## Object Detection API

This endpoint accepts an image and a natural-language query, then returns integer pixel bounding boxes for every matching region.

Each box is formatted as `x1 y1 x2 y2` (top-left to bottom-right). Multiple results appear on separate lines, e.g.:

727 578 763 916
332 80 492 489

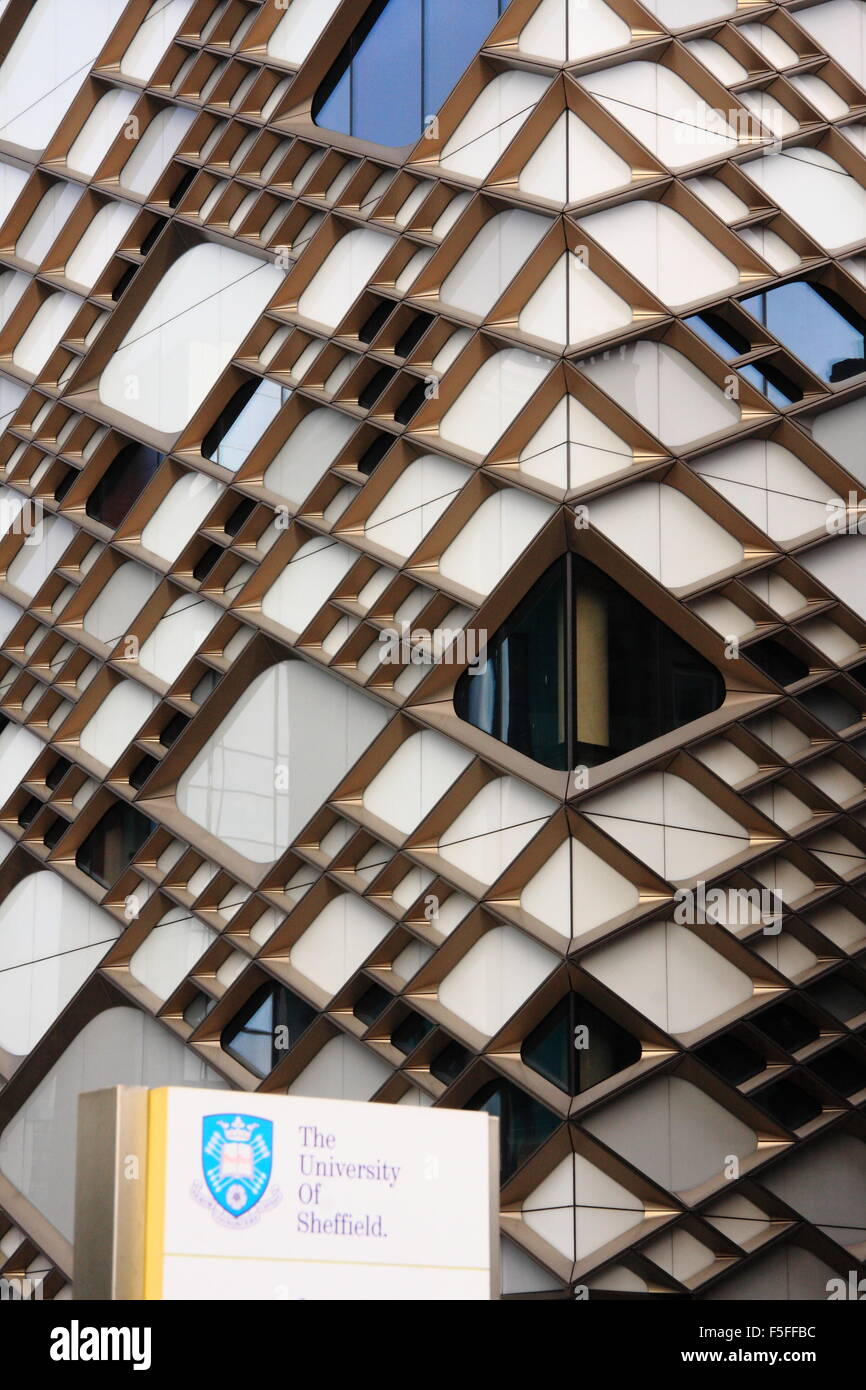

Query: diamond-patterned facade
0 0 864 1301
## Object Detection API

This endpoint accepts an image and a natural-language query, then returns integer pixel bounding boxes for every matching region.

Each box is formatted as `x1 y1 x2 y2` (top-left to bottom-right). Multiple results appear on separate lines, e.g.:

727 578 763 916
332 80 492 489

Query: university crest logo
192 1113 281 1227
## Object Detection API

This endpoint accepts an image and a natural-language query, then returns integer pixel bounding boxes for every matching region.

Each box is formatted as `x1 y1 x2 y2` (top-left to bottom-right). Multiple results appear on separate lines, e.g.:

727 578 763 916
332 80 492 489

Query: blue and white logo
201 1114 273 1219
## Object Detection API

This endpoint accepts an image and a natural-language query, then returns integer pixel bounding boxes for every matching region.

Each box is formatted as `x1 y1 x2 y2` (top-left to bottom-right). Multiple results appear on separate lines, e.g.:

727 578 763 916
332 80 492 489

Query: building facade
0 0 864 1300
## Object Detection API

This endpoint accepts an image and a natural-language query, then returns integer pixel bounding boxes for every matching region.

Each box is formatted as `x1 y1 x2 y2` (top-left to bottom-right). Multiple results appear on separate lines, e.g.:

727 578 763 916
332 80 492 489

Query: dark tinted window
805 976 866 1023
753 1002 819 1053
358 433 392 475
430 1039 471 1085
129 754 158 790
394 380 426 424
221 982 316 1077
18 796 40 828
798 687 859 732
522 994 641 1096
54 467 77 502
391 1011 434 1054
359 366 395 409
111 263 137 301
696 1032 764 1085
745 638 809 686
75 802 155 887
808 1044 866 1096
86 442 163 528
466 1078 559 1180
359 300 393 343
193 543 222 580
43 817 67 850
224 497 255 537
354 983 392 1025
455 554 724 770
756 1078 822 1129
160 712 189 747
46 757 70 790
395 312 433 358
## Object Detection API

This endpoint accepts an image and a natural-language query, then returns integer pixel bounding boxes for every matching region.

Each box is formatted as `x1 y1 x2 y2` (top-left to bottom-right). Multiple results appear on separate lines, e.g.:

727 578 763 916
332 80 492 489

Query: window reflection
221 981 316 1078
738 360 802 407
522 994 641 1096
314 0 507 146
685 311 750 360
75 801 155 888
391 1010 434 1054
202 378 291 472
455 554 724 770
430 1038 471 1085
466 1078 558 1180
86 441 164 528
742 280 866 384
354 982 391 1025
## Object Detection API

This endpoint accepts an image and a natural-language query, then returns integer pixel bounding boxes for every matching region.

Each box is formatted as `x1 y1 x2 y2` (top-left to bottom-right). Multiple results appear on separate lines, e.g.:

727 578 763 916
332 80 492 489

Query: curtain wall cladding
0 0 865 1302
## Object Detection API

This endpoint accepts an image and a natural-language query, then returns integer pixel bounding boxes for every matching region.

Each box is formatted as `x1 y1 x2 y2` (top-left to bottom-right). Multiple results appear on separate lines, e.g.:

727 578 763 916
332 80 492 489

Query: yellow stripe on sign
143 1088 169 1300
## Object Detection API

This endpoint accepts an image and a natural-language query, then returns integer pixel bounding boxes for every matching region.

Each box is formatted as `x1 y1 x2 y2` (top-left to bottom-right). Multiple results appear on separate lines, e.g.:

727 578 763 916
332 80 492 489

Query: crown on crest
218 1115 257 1143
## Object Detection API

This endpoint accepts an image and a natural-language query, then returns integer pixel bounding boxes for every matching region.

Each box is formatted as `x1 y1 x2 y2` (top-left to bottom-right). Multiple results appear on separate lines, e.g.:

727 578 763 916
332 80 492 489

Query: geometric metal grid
0 0 865 1300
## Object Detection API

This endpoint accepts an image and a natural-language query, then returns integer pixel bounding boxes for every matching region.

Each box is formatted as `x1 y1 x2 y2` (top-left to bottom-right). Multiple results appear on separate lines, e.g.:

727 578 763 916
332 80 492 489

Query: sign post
75 1087 499 1300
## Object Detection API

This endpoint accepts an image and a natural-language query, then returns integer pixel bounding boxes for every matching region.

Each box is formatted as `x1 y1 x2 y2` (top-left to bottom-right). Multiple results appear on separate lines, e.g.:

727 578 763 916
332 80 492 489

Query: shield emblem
202 1113 273 1218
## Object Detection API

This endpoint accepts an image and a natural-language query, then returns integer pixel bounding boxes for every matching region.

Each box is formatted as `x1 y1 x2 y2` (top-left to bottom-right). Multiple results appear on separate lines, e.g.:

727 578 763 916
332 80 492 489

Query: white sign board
142 1088 498 1300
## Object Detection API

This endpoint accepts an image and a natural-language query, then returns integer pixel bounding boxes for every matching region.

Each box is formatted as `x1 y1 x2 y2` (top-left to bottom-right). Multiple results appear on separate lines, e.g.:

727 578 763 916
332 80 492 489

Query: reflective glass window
455 554 724 771
354 982 391 1025
757 1077 822 1129
696 1032 764 1085
391 1011 434 1054
808 1043 866 1097
86 441 164 528
742 280 866 384
221 982 316 1078
738 360 802 407
752 1002 819 1052
466 1078 558 1180
75 802 155 888
744 637 809 686
685 311 749 360
314 0 506 146
185 991 214 1028
430 1038 471 1085
423 0 503 111
202 378 290 472
521 994 641 1096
